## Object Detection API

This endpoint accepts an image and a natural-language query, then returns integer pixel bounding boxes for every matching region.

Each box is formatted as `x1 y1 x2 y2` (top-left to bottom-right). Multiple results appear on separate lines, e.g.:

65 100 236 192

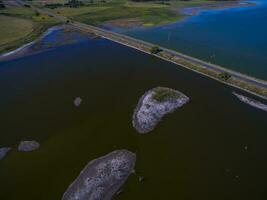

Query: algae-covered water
0 30 267 200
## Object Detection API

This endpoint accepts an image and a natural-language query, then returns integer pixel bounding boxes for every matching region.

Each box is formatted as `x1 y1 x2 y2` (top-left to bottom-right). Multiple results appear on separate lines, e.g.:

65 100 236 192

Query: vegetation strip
71 22 267 100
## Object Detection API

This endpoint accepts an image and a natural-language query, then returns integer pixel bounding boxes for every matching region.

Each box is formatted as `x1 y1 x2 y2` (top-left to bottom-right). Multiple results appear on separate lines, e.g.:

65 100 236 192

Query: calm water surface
0 30 267 200
118 0 267 80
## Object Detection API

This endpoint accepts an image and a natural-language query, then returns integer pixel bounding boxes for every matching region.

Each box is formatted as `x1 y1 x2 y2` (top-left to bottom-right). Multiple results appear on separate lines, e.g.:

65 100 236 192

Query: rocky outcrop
74 97 82 107
18 141 40 152
62 150 136 200
233 92 267 112
0 147 11 160
133 87 189 134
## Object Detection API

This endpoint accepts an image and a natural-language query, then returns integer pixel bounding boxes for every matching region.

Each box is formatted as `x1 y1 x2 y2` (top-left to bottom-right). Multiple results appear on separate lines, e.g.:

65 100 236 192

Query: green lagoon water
0 30 267 200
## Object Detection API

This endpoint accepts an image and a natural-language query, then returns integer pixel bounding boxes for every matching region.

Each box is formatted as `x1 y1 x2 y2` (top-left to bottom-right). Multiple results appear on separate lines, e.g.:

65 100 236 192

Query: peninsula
233 92 267 112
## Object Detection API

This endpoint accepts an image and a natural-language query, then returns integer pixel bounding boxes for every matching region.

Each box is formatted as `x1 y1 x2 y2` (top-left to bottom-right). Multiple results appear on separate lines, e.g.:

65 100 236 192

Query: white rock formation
0 147 11 160
74 97 82 107
62 150 136 200
18 141 40 152
133 87 189 133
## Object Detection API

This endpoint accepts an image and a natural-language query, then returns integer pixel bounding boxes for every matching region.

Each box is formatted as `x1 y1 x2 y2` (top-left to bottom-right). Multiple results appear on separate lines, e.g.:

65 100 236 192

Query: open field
54 6 110 17
0 1 60 53
35 0 233 27
72 4 181 27
0 15 34 45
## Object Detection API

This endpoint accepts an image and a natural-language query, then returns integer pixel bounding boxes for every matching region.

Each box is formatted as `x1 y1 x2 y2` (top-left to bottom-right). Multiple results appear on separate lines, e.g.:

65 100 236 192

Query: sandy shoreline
180 1 255 16
0 26 63 62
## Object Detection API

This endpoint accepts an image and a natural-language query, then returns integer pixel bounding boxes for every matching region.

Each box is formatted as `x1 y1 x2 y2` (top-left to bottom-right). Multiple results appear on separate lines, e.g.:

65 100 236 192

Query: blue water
119 0 267 80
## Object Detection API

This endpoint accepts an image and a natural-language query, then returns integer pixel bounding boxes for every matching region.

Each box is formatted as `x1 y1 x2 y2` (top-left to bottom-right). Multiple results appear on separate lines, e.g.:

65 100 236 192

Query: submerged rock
62 150 136 200
233 92 267 112
133 87 189 134
18 141 40 152
0 147 11 160
74 97 82 107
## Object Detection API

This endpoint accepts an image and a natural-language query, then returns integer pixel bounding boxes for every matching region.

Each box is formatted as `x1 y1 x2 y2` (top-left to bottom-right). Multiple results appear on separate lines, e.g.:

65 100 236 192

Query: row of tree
66 0 84 8
0 0 5 9
45 0 86 9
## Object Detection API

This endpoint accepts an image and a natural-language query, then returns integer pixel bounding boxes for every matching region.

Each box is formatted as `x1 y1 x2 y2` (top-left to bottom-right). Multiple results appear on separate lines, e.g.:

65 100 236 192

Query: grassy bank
0 15 34 45
36 0 231 27
0 4 60 54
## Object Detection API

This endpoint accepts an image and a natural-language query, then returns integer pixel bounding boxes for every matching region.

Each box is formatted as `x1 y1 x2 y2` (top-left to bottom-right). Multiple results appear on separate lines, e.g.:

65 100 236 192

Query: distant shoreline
103 0 255 29
0 0 254 57
180 1 255 16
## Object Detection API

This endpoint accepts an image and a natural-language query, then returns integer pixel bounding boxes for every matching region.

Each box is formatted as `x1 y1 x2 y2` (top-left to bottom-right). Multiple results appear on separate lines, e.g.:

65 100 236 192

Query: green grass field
0 15 34 46
46 0 221 27
0 3 60 53
58 1 180 27
72 5 179 26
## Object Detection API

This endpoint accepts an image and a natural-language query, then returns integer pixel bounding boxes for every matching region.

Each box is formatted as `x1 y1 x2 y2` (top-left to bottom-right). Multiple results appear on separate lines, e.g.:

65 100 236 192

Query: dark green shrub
44 3 63 9
150 46 162 54
152 87 179 102
218 72 231 81
0 0 5 9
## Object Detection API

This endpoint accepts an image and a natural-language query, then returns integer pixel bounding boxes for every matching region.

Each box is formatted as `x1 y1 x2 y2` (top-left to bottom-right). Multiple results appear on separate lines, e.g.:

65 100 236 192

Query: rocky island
74 97 83 107
62 150 136 200
18 141 40 152
233 92 267 112
0 147 11 160
133 87 189 134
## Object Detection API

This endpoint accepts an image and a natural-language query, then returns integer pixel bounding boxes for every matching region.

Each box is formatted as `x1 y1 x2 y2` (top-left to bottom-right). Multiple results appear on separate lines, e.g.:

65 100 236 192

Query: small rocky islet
0 147 12 160
62 150 136 200
133 87 190 134
18 140 40 152
74 97 83 107
0 140 40 160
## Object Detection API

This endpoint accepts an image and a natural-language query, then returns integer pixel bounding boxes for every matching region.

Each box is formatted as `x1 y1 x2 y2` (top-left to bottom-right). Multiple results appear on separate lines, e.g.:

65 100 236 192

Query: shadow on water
0 29 266 200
